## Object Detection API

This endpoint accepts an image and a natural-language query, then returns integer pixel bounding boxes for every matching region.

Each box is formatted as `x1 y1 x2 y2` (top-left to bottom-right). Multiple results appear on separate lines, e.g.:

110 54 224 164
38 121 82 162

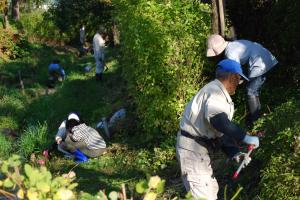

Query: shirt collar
214 79 233 104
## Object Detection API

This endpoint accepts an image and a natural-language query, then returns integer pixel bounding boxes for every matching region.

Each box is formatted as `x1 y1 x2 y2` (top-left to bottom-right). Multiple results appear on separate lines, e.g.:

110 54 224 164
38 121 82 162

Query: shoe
96 73 102 81
73 149 88 163
247 95 261 128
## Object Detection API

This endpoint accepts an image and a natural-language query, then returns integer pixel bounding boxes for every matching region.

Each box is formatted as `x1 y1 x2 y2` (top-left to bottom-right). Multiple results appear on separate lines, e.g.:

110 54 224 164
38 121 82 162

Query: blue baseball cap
216 59 249 81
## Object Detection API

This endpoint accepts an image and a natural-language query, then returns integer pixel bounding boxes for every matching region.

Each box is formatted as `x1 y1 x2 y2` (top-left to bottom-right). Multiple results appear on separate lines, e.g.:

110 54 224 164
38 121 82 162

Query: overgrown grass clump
18 122 49 158
0 134 13 159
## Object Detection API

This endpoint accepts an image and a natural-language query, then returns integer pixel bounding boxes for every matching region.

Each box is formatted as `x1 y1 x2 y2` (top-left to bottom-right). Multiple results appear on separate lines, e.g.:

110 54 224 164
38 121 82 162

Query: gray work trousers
176 145 219 200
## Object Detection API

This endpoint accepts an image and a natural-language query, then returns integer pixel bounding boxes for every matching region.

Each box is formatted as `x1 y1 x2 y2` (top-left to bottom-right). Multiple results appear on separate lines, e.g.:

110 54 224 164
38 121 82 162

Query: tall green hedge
113 0 211 140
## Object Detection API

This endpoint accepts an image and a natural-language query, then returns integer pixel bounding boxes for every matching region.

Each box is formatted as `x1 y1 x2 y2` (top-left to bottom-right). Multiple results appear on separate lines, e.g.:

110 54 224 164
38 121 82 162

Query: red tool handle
232 145 254 180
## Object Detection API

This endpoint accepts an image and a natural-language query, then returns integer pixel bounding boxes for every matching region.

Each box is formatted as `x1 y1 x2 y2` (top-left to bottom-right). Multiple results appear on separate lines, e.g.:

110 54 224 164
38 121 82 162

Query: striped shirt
71 123 106 149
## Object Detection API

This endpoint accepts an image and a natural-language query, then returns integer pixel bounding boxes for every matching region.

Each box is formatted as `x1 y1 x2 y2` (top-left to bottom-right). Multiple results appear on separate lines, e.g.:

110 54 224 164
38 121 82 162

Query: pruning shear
232 145 254 180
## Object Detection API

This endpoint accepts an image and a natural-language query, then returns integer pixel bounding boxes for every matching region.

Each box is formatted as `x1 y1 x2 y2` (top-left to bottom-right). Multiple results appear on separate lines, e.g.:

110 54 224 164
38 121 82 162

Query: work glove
55 136 62 144
242 134 259 149
232 152 252 167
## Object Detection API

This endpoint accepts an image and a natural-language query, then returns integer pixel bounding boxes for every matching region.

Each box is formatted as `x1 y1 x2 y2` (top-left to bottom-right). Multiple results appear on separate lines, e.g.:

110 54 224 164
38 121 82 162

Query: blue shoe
73 149 88 163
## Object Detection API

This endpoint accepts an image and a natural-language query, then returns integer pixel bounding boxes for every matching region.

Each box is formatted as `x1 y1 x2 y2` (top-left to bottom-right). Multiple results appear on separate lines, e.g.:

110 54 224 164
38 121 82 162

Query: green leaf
136 180 148 194
108 191 118 200
37 181 50 193
1 163 9 173
148 176 161 189
156 180 165 194
24 164 33 177
3 178 14 188
144 192 157 200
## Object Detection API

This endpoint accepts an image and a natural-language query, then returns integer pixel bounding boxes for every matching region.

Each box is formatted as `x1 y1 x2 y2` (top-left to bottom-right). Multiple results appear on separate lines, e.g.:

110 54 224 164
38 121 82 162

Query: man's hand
56 137 62 144
243 135 259 149
232 152 251 167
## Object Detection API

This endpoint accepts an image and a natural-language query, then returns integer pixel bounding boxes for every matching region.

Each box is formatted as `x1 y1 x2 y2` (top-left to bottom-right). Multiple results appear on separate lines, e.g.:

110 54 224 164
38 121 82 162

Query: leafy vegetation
48 0 113 42
0 0 299 199
113 0 211 141
0 155 167 200
253 100 300 199
19 11 64 43
18 122 49 158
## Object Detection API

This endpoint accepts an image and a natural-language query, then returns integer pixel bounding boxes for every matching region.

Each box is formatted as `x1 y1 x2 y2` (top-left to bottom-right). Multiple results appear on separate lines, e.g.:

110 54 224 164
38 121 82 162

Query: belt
180 130 217 149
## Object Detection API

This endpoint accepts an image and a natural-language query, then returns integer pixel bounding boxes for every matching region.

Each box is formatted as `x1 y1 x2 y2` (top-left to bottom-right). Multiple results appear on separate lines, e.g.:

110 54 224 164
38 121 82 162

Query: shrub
19 10 65 42
0 27 17 60
113 0 211 140
18 122 49 158
252 100 300 199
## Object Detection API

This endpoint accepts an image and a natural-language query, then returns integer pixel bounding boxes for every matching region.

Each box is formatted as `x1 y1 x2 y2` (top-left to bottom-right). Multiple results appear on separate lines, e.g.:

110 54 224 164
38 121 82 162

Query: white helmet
206 34 228 57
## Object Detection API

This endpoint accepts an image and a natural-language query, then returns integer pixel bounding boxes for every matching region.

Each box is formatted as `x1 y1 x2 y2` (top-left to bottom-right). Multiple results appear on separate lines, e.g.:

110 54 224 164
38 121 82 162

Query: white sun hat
68 113 80 122
206 34 228 57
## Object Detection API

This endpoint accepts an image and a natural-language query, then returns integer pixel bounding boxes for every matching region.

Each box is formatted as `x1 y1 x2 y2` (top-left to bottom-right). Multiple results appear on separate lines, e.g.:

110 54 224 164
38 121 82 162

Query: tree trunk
11 0 20 21
112 23 120 47
211 0 220 34
3 7 9 29
218 0 225 37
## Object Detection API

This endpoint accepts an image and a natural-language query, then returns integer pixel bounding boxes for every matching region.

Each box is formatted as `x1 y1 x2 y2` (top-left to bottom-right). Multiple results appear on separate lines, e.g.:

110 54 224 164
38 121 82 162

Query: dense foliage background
113 0 211 142
0 0 299 199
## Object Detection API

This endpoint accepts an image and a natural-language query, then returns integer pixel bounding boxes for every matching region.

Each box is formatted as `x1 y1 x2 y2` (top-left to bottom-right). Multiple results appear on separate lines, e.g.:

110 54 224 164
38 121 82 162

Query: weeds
18 122 49 158
0 134 13 159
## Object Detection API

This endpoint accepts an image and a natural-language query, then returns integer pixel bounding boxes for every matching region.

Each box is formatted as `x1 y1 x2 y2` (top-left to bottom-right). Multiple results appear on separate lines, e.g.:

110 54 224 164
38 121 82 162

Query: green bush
0 27 17 60
19 10 65 42
18 122 49 158
253 100 300 199
113 0 210 140
0 134 13 159
48 0 113 43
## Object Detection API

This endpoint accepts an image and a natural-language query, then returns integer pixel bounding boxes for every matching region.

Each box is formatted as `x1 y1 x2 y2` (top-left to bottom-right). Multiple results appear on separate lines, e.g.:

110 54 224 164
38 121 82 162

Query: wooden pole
211 0 220 34
18 70 24 94
218 0 225 37
121 184 127 200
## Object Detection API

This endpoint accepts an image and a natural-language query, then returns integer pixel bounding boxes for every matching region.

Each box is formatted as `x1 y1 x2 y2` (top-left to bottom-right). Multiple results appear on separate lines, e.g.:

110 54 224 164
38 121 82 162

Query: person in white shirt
177 59 259 200
93 28 106 81
206 34 278 126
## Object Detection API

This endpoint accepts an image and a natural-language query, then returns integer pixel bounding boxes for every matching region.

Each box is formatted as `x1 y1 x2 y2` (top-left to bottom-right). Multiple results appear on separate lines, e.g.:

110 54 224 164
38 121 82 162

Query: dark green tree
49 0 113 43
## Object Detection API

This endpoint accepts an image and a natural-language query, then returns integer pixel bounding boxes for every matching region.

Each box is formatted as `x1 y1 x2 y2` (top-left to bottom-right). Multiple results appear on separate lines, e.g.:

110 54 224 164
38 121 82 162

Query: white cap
68 113 80 122
206 34 228 57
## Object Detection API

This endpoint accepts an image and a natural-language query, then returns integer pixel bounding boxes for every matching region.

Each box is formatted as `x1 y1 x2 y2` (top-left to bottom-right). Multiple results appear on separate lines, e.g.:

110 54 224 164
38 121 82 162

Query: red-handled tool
232 145 254 180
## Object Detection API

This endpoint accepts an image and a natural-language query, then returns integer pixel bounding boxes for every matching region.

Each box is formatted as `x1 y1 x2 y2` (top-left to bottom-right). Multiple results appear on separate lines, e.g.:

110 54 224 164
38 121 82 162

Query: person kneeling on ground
48 59 66 88
55 113 106 158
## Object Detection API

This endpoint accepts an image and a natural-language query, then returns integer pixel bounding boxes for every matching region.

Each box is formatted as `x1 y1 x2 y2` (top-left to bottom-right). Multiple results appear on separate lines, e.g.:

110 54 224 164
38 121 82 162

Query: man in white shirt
93 28 106 81
177 59 259 200
206 34 278 126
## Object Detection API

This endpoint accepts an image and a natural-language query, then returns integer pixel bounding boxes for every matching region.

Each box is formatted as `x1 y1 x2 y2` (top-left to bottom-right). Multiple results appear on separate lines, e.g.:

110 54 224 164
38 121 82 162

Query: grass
18 122 49 158
0 44 180 198
0 133 13 159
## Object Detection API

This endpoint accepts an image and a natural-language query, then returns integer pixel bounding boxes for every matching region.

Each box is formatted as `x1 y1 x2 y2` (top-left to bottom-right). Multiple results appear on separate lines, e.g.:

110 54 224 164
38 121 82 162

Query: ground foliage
0 0 299 199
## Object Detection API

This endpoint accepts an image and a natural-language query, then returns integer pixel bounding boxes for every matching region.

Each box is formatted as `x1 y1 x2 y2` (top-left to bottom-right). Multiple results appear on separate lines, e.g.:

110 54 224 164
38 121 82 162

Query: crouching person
176 59 260 200
55 113 106 158
48 60 66 88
